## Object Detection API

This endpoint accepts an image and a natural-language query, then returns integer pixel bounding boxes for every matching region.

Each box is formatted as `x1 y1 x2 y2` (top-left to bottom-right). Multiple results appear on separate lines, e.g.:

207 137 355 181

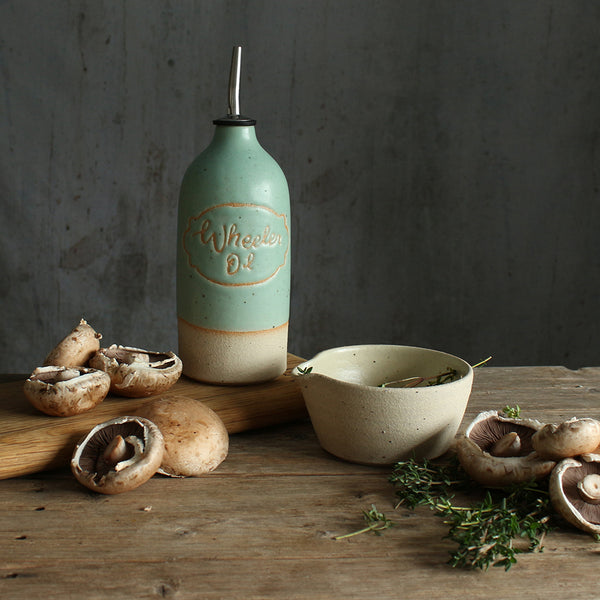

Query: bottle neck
210 124 259 148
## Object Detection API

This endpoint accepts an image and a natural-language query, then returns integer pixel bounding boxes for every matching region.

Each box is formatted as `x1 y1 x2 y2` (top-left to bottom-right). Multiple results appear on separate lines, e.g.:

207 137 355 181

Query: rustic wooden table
1 366 600 599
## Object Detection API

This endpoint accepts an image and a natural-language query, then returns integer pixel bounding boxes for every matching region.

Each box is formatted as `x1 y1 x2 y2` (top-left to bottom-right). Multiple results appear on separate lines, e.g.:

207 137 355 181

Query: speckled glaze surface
177 125 290 384
177 318 288 384
293 344 473 465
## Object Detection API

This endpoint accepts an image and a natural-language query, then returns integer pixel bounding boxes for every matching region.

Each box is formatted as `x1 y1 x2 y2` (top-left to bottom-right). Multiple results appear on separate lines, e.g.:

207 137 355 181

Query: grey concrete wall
1 1 599 372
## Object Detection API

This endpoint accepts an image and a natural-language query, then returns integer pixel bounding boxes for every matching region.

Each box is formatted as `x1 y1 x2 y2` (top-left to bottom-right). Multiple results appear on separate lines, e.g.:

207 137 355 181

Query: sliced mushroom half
71 416 165 494
550 455 600 535
23 366 111 417
89 344 183 397
532 417 600 460
456 410 556 487
43 319 102 367
137 395 229 477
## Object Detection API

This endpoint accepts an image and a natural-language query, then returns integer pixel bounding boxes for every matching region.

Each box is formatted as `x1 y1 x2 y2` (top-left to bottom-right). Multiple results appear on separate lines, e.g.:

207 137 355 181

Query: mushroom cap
137 395 229 477
549 456 600 535
456 410 556 487
43 319 102 367
532 417 600 460
71 416 165 494
23 366 111 417
89 345 183 398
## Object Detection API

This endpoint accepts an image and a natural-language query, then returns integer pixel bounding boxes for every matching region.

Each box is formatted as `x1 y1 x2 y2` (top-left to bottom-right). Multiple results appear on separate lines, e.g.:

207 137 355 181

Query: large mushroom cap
23 366 110 417
137 395 229 477
532 417 600 460
89 345 183 398
43 319 102 367
456 410 556 488
550 456 600 535
71 416 165 494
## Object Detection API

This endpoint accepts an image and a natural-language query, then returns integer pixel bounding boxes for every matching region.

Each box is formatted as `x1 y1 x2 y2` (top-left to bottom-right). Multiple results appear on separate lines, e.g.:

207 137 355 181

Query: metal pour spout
228 46 242 117
213 46 255 126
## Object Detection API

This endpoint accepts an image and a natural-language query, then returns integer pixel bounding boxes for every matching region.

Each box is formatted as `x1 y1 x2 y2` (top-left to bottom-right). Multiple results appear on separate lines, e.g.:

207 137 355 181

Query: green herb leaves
296 366 313 375
502 404 521 419
335 456 553 571
379 356 492 388
333 505 395 540
390 458 552 571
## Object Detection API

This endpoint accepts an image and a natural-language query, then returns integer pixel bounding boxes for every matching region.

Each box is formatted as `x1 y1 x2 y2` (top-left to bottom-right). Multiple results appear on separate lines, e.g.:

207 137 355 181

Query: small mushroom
137 395 229 477
43 319 102 367
455 410 556 487
71 416 165 494
532 417 600 460
549 455 600 535
89 344 183 397
23 366 111 417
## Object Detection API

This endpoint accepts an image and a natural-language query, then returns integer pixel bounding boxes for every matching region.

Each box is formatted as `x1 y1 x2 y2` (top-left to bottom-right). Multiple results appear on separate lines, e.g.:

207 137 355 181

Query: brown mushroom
455 410 556 487
137 395 229 477
23 366 111 417
532 417 600 460
549 455 600 535
43 319 102 367
89 345 183 397
71 416 165 494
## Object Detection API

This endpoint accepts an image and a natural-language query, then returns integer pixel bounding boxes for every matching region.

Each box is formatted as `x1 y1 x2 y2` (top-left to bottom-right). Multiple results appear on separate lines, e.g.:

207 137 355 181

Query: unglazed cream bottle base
178 318 288 384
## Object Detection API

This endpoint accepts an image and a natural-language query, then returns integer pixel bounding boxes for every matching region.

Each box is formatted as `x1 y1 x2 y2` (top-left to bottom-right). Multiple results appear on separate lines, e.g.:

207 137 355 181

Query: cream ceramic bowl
292 344 473 465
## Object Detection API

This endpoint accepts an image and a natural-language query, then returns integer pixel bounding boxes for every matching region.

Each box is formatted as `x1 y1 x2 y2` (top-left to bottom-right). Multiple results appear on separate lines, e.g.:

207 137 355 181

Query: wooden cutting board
0 354 307 480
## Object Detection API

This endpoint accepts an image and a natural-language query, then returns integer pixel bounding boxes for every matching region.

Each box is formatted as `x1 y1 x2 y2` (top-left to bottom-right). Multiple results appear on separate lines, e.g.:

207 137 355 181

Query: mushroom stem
102 435 128 466
490 432 522 457
577 474 600 505
114 436 145 472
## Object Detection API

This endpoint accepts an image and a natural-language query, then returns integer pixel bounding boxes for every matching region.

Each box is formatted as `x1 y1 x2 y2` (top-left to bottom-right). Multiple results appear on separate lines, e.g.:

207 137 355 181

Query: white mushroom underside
551 459 600 533
456 436 556 487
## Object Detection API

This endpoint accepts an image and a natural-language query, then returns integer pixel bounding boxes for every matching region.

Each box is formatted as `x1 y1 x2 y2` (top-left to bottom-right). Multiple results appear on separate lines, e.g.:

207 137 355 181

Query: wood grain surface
2 366 600 599
0 354 306 480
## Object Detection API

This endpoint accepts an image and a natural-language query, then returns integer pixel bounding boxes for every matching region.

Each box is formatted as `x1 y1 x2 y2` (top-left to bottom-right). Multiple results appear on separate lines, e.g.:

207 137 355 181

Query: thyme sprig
380 356 492 388
334 404 553 570
389 457 553 571
502 404 521 418
333 504 395 539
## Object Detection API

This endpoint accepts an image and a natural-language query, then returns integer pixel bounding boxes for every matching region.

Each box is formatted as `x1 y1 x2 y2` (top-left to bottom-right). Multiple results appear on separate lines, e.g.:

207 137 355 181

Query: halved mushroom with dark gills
456 410 557 488
23 366 111 417
43 319 102 367
137 395 229 477
550 456 600 535
532 418 600 460
89 345 183 397
71 416 165 494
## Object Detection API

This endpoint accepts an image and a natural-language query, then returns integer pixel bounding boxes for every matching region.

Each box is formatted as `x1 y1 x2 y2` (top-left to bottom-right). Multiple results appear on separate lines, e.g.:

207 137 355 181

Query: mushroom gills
77 420 150 482
89 345 183 397
469 418 536 457
71 416 164 494
577 474 600 505
560 461 600 524
456 410 555 488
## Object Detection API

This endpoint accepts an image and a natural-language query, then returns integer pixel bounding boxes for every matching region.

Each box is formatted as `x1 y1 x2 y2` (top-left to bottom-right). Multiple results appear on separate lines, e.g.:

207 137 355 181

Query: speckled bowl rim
292 343 473 390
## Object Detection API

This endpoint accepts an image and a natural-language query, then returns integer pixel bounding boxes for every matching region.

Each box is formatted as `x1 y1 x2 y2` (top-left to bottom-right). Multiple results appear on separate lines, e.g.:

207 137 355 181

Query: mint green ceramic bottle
176 47 290 384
